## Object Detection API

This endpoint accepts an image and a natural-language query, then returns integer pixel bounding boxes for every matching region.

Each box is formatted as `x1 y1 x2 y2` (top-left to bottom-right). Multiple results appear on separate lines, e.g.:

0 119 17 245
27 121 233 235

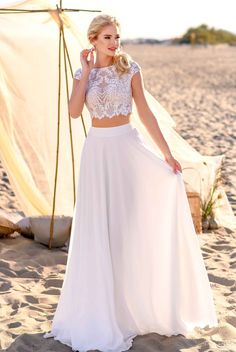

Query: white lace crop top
73 60 141 119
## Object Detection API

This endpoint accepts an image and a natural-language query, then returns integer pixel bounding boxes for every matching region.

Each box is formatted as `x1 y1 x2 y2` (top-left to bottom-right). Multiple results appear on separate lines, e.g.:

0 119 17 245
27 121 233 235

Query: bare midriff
92 113 132 127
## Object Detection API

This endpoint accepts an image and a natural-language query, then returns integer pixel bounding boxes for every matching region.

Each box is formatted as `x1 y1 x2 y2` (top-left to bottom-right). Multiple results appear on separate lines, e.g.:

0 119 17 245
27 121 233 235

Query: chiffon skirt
43 122 218 352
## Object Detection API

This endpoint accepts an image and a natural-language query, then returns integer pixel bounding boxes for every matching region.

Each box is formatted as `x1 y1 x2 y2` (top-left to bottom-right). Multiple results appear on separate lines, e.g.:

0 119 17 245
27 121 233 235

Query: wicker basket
187 191 202 234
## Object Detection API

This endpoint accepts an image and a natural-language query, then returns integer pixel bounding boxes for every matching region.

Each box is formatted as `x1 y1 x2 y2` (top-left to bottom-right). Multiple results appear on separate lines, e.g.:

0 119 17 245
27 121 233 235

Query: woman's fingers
170 159 182 174
80 49 90 58
175 160 182 173
81 48 94 55
80 49 95 63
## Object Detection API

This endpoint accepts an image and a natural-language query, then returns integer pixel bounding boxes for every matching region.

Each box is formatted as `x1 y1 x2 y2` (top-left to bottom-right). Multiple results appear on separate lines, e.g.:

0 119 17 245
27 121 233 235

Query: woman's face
93 24 121 57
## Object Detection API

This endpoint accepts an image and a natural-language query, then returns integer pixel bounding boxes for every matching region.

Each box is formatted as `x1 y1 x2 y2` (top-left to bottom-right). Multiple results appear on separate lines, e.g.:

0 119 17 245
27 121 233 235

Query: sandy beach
1 44 236 351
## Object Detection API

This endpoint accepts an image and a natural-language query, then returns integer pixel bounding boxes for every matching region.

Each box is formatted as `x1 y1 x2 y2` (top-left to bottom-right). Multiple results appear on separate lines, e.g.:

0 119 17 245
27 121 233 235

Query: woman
44 14 218 352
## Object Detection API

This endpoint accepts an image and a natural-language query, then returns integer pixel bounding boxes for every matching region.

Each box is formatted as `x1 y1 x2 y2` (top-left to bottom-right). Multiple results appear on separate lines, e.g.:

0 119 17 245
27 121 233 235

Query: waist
91 113 131 127
88 122 135 137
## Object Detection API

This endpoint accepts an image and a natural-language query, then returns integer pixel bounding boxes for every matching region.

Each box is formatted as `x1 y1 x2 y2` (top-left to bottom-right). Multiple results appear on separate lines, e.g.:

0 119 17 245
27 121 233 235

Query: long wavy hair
87 14 132 75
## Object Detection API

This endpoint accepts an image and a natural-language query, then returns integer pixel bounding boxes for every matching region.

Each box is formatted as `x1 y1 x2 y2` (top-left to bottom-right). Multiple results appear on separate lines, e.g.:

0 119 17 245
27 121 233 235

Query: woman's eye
104 37 120 39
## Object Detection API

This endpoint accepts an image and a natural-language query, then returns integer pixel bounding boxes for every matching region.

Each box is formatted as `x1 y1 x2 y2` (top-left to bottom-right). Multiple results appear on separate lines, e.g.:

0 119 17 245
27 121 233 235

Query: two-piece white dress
43 60 218 351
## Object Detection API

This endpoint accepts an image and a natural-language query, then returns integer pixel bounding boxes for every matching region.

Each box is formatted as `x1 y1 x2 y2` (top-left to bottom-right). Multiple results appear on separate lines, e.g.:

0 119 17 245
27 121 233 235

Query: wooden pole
49 5 63 249
62 27 76 206
0 8 101 14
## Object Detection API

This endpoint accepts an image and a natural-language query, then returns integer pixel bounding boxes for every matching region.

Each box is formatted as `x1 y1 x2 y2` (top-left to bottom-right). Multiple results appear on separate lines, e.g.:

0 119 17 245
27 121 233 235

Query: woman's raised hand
80 48 95 73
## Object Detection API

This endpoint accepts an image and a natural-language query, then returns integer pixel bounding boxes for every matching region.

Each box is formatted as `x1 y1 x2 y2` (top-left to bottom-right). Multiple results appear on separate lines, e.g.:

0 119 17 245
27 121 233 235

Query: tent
0 0 235 233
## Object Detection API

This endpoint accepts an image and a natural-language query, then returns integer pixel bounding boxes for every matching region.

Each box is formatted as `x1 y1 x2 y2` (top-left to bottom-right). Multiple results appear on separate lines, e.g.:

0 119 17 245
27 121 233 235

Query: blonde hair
87 14 132 76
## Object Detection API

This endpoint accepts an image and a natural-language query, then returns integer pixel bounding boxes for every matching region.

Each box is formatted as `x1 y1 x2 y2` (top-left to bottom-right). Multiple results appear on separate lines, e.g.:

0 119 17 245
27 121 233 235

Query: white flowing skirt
44 122 218 352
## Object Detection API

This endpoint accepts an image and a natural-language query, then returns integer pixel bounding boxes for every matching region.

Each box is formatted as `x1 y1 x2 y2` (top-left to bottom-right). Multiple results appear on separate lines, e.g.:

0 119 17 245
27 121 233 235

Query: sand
0 44 236 351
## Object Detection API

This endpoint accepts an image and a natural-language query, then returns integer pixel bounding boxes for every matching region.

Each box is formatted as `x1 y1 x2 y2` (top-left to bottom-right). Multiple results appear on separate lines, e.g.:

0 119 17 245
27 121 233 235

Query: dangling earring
89 44 95 52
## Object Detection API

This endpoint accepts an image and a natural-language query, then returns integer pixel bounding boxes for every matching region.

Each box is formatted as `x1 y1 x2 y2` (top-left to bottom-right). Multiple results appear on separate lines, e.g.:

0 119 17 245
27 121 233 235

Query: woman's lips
108 48 116 51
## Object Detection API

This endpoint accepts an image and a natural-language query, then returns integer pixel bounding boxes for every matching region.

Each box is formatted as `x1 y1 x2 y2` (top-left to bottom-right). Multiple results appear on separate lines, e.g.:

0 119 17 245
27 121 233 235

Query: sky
0 0 235 40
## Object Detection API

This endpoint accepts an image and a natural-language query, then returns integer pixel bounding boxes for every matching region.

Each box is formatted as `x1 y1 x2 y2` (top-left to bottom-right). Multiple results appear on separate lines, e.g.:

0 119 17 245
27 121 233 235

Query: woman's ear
90 39 97 49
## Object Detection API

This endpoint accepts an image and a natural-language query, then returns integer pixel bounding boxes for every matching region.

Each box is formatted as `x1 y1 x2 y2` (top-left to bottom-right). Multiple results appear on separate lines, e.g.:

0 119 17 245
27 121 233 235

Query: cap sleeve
130 60 141 77
74 67 82 80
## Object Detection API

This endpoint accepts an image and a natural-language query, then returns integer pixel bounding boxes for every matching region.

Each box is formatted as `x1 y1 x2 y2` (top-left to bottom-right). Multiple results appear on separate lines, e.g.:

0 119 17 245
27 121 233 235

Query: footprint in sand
208 274 235 287
10 309 18 317
0 281 12 292
44 279 62 289
24 295 39 304
202 247 216 254
211 245 235 251
41 288 61 295
8 322 22 329
215 240 232 245
29 306 42 314
230 263 236 270
230 251 236 259
12 302 20 310
17 269 41 279
0 260 11 269
0 267 17 277
225 316 236 328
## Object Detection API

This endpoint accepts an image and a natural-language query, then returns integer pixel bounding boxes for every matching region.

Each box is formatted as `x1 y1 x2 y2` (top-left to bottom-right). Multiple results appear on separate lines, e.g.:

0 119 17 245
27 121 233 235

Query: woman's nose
114 39 119 47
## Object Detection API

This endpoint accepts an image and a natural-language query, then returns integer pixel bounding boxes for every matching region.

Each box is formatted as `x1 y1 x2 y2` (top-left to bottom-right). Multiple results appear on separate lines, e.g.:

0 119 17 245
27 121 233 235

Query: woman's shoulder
128 59 141 76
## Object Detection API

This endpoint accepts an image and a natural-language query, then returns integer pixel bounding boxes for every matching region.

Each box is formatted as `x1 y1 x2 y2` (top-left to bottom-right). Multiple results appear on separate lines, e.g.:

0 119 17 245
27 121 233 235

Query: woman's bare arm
131 71 173 158
69 71 89 118
131 70 182 173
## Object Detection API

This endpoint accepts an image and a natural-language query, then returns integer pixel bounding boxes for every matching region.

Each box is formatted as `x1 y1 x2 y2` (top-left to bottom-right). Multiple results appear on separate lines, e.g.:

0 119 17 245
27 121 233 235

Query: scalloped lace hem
91 111 132 120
